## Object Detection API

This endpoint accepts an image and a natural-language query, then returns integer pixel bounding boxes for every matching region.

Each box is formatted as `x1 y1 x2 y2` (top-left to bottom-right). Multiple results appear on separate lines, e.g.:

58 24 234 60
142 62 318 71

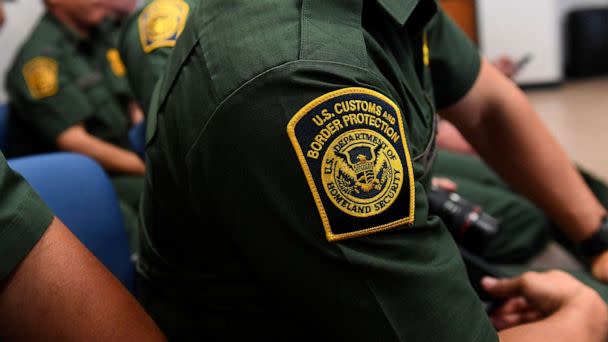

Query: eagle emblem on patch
138 0 190 53
22 57 59 100
287 87 415 242
106 48 127 77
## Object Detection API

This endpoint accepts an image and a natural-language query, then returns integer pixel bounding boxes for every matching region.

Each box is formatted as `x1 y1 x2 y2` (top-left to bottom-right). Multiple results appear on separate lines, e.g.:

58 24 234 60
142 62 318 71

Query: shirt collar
44 12 89 44
376 0 419 26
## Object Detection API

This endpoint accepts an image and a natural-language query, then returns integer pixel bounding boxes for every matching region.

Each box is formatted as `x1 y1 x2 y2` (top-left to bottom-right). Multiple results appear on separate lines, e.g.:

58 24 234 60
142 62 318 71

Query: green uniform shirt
0 153 53 282
140 0 496 340
119 0 195 113
5 13 133 157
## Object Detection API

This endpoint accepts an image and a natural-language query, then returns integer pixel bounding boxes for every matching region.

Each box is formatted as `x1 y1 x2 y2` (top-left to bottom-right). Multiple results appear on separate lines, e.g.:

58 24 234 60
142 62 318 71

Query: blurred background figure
3 0 144 255
119 0 195 114
0 5 164 341
0 0 5 27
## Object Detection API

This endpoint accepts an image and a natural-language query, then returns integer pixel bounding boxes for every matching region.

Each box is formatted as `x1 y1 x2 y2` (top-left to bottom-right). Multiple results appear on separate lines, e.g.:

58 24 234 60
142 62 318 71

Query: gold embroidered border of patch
138 0 190 53
287 87 416 242
22 57 59 100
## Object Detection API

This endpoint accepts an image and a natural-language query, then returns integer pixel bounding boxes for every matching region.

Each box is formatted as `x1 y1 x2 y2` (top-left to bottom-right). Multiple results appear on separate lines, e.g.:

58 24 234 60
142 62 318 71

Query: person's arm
440 59 608 278
57 125 145 175
483 271 608 342
0 217 165 341
436 118 476 154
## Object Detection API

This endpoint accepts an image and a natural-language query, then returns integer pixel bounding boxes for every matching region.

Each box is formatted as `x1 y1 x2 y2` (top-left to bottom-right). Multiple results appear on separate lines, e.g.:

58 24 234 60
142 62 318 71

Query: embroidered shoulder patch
138 0 190 53
287 88 415 242
22 57 59 100
106 48 126 77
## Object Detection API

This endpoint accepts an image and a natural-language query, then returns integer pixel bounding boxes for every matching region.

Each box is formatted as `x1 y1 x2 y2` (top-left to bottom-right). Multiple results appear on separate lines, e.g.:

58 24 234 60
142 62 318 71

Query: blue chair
129 121 146 159
0 104 8 150
8 153 135 290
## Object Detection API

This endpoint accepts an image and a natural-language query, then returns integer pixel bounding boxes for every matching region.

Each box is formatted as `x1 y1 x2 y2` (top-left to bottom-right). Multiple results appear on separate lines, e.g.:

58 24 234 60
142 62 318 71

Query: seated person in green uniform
432 59 608 275
138 0 608 340
118 0 196 114
4 0 145 252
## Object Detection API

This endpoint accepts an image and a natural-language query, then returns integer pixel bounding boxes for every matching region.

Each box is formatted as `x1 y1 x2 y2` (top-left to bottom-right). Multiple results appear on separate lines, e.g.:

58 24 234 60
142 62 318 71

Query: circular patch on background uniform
287 87 415 242
322 129 403 217
138 0 190 53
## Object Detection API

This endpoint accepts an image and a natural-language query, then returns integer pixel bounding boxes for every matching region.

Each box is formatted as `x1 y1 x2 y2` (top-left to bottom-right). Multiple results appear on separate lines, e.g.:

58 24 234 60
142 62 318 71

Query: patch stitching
287 87 415 242
138 0 190 54
22 57 59 100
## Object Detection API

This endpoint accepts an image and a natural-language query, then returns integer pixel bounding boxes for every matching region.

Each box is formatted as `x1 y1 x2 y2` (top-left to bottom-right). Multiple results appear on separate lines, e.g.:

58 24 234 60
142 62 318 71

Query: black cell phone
458 247 508 313
513 54 533 75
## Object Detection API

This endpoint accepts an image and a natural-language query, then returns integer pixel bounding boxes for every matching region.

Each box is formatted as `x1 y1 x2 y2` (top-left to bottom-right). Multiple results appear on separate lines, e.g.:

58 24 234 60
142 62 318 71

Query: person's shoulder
8 14 69 71
185 0 369 102
6 16 63 94
133 0 193 54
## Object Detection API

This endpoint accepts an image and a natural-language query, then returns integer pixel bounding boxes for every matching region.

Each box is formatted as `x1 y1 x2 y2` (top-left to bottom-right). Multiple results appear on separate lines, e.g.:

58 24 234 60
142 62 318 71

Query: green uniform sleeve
118 6 186 113
427 10 481 109
180 61 497 341
0 153 54 282
7 60 95 143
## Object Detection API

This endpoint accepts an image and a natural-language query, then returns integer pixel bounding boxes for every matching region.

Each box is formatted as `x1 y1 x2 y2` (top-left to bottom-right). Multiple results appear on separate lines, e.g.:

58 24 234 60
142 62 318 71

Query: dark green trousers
111 175 144 255
434 150 608 302
433 150 608 264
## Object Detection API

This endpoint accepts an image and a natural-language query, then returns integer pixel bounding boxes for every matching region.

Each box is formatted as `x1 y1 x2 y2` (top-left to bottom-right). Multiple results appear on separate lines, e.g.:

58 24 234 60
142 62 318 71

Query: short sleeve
118 3 188 113
7 57 95 143
180 61 498 341
427 9 481 109
0 153 53 282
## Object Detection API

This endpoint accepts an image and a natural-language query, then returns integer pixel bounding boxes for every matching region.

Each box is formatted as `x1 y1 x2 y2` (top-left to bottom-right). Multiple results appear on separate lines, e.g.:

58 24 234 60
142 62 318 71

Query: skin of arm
440 58 608 279
57 125 145 175
484 271 608 342
436 118 476 155
0 217 165 341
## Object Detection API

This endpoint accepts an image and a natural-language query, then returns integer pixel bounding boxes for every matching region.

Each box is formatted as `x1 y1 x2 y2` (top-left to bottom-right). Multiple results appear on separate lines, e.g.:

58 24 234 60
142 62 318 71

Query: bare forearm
57 126 145 175
74 138 144 175
447 60 605 242
0 218 165 341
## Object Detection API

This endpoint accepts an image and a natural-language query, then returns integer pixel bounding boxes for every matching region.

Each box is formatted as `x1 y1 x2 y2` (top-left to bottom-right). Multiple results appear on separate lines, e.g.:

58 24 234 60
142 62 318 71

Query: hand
591 250 608 283
128 101 145 125
482 271 606 331
492 56 517 79
431 177 457 192
0 0 5 27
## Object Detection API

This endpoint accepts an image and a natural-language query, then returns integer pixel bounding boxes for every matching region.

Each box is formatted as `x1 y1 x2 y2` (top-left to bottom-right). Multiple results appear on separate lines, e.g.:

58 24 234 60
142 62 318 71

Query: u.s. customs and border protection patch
287 87 415 242
22 57 58 100
106 48 127 77
138 0 190 53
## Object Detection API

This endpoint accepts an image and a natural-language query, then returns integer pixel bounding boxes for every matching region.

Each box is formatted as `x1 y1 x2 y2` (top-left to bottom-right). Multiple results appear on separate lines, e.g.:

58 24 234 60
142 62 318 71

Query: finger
491 309 544 331
482 276 524 299
521 310 543 323
493 297 530 315
491 313 526 330
591 257 608 284
431 177 458 192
